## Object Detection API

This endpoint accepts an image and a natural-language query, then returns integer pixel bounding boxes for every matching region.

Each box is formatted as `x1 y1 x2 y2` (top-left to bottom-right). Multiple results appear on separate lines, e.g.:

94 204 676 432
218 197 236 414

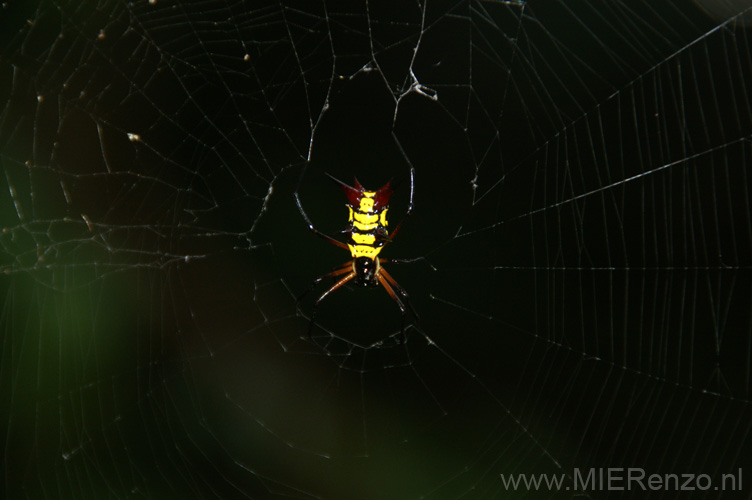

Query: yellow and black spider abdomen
342 180 393 261
346 203 389 259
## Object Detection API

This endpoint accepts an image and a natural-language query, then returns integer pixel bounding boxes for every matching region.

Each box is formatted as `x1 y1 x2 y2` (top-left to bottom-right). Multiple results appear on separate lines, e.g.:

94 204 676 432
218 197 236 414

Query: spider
295 169 418 343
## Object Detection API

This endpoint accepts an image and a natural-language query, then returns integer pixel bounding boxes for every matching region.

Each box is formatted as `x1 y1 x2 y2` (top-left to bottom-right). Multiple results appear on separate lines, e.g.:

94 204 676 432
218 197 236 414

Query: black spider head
354 257 379 286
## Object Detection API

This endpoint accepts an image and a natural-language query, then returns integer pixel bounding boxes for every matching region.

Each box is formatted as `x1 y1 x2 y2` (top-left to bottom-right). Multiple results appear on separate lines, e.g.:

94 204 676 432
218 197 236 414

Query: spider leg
377 273 409 344
307 271 356 340
297 262 353 307
387 166 414 241
379 266 419 323
294 191 350 250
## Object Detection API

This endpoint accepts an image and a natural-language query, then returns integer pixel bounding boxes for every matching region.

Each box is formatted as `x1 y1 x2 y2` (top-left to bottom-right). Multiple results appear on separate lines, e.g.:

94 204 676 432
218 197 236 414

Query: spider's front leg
294 192 350 250
296 262 352 307
377 272 410 344
303 267 356 340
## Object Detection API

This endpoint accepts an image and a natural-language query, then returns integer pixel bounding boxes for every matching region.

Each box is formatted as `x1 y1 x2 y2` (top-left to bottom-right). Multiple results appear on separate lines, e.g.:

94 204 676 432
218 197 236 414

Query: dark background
1 0 751 498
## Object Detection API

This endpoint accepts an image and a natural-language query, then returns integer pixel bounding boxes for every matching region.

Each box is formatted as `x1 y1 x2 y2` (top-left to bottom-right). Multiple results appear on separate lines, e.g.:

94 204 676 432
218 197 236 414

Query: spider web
1 0 751 498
